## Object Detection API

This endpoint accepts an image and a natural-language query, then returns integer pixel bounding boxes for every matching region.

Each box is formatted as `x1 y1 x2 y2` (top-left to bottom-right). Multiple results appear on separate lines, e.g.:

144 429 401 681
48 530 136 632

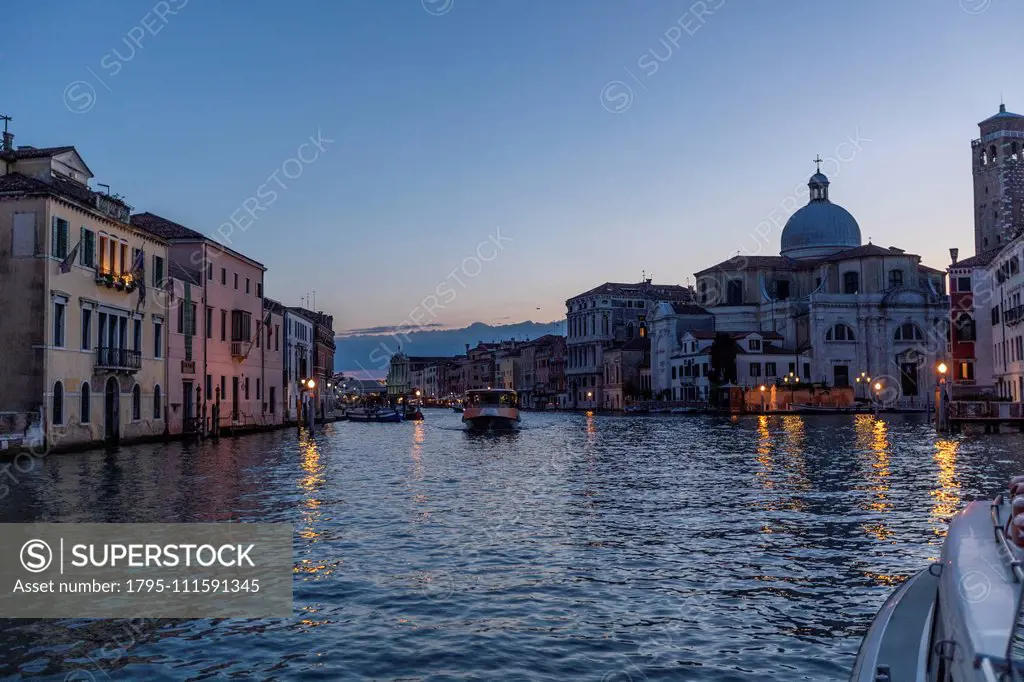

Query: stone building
602 337 649 410
694 166 948 403
565 279 694 409
648 301 715 399
284 307 314 419
971 104 1024 255
0 138 170 449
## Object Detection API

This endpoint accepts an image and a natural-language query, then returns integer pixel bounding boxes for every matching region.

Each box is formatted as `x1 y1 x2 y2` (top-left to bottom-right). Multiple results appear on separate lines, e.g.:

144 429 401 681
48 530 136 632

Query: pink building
132 212 278 432
165 261 206 434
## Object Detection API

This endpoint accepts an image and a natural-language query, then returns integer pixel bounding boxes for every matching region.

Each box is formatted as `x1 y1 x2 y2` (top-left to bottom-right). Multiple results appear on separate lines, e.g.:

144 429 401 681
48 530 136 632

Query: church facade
684 166 949 403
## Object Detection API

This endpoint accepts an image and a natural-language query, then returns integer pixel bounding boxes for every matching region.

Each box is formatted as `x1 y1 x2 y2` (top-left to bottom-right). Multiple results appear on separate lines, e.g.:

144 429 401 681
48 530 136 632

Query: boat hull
462 406 520 430
347 409 402 423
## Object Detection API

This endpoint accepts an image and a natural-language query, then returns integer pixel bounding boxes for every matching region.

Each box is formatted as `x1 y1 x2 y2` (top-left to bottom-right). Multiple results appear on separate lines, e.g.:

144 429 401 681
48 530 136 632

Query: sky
3 0 1022 334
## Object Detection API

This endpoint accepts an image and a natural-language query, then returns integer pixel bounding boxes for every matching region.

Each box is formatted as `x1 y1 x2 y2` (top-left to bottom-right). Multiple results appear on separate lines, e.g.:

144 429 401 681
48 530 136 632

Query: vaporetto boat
850 476 1024 680
462 389 520 430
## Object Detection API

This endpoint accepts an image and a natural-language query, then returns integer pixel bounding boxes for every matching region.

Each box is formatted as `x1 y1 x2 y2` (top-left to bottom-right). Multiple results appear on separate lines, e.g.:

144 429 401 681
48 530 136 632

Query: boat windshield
466 391 517 407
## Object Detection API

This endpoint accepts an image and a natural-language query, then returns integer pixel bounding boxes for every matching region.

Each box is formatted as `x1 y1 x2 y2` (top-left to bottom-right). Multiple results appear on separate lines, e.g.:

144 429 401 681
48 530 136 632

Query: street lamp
759 384 766 412
307 379 316 389
937 362 948 380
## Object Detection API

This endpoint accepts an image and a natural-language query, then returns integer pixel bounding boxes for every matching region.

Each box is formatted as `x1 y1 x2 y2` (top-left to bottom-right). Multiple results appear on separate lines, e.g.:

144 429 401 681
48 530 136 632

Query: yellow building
0 135 169 449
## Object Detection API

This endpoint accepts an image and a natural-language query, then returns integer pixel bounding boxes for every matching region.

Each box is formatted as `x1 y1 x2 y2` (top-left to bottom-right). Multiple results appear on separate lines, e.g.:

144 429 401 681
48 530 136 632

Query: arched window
894 322 924 341
991 144 998 161
132 384 141 421
52 381 64 425
80 381 91 424
982 150 989 166
825 324 856 342
626 323 635 339
153 384 162 419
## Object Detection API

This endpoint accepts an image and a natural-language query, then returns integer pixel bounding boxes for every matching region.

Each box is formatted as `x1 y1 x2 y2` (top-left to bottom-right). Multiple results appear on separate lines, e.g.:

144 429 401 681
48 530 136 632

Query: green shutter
51 217 58 257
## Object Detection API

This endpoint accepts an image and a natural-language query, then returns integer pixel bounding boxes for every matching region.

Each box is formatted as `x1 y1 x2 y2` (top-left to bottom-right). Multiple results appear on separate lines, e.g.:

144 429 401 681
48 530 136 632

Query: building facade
693 168 948 404
132 212 272 431
284 308 314 420
166 261 205 435
566 279 694 409
263 298 285 422
648 301 715 399
0 140 170 448
972 104 1024 256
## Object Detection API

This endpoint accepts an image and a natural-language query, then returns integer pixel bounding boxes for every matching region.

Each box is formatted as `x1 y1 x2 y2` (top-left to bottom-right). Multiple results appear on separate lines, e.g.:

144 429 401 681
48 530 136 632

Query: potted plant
103 272 115 287
125 280 136 293
114 278 125 291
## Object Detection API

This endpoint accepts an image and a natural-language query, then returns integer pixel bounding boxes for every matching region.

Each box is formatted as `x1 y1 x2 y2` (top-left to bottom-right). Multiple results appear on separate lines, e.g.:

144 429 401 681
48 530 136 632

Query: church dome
780 167 861 259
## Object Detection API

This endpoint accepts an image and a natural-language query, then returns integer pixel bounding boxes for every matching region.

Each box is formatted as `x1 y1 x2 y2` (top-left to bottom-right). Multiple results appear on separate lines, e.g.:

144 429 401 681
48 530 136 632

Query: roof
696 255 798 275
951 250 999 269
0 172 138 227
2 145 95 178
980 104 1024 125
781 199 861 258
131 212 206 240
263 297 285 315
686 329 783 340
133 211 266 269
569 280 693 301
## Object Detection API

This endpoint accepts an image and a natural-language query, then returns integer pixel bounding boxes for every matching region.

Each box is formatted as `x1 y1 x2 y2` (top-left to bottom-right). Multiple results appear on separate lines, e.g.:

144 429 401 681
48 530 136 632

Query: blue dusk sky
2 0 1021 333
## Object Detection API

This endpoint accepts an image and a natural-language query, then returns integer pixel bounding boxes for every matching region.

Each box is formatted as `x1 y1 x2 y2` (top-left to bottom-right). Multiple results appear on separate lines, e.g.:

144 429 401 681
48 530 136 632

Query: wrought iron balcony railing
96 346 141 372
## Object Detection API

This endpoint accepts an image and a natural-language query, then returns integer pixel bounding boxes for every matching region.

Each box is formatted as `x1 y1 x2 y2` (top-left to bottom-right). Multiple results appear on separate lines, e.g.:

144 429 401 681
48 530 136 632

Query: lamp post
759 384 766 412
873 380 883 416
937 361 949 432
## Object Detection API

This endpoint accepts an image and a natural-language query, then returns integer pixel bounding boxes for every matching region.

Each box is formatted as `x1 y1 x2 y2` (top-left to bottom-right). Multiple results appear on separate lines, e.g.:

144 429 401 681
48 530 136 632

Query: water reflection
1 412 1023 681
931 438 962 534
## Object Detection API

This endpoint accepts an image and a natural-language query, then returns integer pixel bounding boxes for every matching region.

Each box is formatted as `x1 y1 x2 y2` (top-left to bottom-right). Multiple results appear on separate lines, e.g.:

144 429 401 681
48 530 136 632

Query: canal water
1 410 1022 681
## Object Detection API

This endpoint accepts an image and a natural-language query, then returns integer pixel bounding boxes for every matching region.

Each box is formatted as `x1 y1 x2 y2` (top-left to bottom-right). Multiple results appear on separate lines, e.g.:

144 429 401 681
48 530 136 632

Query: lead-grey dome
780 170 861 259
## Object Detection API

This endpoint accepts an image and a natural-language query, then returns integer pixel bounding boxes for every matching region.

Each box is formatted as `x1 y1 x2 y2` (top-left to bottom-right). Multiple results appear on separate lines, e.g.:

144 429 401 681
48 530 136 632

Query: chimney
1 131 12 153
950 248 959 265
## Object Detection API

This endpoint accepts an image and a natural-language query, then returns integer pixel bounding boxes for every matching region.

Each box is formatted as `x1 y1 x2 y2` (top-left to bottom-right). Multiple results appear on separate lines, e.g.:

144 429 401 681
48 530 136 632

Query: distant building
946 248 996 398
648 301 715 399
284 308 314 420
290 307 336 414
971 104 1024 256
263 298 286 422
566 279 694 408
166 261 204 435
602 337 650 410
674 330 788 401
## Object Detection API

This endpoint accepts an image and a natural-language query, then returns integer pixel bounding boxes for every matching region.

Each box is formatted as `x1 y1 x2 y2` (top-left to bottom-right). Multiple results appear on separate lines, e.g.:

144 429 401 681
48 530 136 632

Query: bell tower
972 103 1024 254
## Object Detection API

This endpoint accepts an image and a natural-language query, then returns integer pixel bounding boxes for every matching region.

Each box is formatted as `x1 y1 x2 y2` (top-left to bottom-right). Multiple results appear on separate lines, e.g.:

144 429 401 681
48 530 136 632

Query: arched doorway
104 376 120 445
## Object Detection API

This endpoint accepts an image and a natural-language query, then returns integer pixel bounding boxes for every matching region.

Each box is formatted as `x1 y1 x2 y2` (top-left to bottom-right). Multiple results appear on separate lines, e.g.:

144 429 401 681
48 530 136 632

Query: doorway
104 376 120 445
183 380 194 432
231 376 240 423
899 361 919 398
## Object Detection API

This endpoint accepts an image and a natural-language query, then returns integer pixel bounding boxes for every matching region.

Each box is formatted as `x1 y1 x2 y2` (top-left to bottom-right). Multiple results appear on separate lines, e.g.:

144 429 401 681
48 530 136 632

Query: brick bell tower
972 103 1024 255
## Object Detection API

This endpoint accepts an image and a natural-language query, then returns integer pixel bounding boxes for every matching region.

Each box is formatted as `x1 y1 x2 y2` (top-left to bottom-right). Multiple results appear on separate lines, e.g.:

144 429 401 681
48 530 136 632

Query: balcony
96 346 141 372
181 360 196 374
230 341 248 359
93 268 140 293
1006 304 1024 327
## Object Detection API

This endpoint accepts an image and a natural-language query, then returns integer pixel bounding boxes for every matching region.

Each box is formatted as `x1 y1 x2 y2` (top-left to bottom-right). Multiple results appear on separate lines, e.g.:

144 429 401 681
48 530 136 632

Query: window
672 366 677 380
51 217 69 258
81 228 95 267
154 320 163 358
133 318 142 352
825 323 855 342
221 310 227 341
765 362 776 377
256 282 263 298
245 277 250 294
206 374 213 396
52 382 64 425
888 270 903 288
231 310 252 341
206 307 213 338
244 377 250 400
894 322 924 341
774 280 790 300
80 381 91 424
275 325 280 351
750 362 762 377
266 324 271 349
234 273 239 290
956 361 975 381
269 387 276 413
727 280 743 305
843 272 859 294
148 256 163 288
53 299 66 347
154 385 162 419
955 314 976 342
119 242 127 274
994 306 1001 325
81 308 92 350
188 303 196 336
221 268 227 285
12 212 36 257
803 362 810 379
177 303 184 334
748 338 762 351
220 375 226 399
207 263 213 280
132 384 141 420
956 276 971 293
256 378 261 400
833 365 850 388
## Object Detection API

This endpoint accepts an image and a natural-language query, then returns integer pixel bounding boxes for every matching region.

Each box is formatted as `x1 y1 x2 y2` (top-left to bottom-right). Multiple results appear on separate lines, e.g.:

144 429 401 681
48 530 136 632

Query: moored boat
462 389 520 430
850 476 1024 681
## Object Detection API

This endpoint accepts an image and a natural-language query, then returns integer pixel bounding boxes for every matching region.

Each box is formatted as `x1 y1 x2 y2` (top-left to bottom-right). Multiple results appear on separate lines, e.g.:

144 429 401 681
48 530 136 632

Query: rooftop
569 280 694 302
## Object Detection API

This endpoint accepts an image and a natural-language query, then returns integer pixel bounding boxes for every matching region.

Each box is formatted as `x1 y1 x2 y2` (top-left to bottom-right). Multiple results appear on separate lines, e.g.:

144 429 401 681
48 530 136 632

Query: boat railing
988 493 1024 678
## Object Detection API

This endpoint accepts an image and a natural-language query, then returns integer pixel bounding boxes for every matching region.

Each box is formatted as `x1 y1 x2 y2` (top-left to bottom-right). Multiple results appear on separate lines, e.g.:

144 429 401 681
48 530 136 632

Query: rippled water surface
2 410 1023 680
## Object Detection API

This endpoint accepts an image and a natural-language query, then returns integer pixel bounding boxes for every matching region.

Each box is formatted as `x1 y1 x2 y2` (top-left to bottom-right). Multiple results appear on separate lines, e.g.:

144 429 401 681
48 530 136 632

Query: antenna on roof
98 183 110 195
0 114 12 152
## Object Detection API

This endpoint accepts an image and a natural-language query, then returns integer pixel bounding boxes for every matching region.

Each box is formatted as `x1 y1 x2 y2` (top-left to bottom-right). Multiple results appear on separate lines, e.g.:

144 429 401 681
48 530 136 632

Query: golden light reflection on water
755 416 773 490
856 416 893 541
298 436 325 543
411 421 426 481
930 438 962 534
